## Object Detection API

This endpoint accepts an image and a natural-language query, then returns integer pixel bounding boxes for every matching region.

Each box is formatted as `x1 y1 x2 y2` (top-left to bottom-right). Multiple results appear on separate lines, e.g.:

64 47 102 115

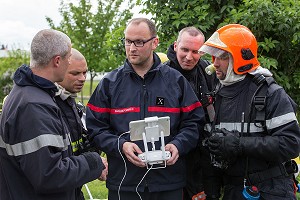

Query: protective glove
207 129 243 160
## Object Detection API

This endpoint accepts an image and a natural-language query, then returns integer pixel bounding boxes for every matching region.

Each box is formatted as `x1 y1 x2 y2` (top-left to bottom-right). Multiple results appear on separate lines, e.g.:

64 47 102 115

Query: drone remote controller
129 116 171 168
138 150 171 165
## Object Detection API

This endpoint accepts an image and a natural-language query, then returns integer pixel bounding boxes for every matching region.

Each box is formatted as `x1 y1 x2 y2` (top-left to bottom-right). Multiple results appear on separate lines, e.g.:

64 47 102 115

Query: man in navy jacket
86 18 205 200
0 29 105 200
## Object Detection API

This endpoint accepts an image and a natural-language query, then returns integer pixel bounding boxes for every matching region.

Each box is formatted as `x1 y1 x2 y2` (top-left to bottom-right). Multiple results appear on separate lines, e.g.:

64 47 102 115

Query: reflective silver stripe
0 136 5 148
0 134 70 156
205 123 263 133
266 112 297 130
215 112 297 133
216 123 264 133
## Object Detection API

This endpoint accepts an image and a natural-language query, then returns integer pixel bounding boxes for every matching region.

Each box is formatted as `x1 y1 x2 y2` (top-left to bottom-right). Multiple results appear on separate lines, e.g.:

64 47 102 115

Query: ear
152 37 159 50
52 55 61 68
174 41 178 52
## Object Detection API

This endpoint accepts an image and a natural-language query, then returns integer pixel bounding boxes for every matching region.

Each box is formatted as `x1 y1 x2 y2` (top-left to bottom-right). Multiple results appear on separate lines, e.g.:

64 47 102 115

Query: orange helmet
200 24 260 74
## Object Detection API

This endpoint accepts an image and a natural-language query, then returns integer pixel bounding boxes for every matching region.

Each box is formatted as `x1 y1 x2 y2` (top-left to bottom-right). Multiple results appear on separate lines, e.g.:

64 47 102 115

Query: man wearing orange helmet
200 24 300 200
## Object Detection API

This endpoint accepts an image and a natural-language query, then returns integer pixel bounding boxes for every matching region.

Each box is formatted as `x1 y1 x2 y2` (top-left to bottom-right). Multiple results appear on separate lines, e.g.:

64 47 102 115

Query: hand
165 144 178 165
98 156 108 181
207 131 242 160
122 142 146 167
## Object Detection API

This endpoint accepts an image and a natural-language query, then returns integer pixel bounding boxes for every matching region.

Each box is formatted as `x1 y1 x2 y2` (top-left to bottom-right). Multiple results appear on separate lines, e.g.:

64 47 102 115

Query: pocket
258 176 294 199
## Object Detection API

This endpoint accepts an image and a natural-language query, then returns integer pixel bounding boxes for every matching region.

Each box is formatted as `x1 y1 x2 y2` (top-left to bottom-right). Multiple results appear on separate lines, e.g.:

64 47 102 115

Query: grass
82 180 108 199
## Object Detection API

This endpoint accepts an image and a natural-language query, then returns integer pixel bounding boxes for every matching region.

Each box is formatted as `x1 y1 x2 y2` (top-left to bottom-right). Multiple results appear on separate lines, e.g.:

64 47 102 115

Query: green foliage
225 0 300 108
46 0 134 95
138 0 243 52
0 50 30 101
139 0 300 110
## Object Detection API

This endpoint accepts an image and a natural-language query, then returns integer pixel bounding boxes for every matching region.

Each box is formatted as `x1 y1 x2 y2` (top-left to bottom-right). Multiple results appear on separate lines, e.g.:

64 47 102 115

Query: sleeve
240 87 300 162
13 103 104 193
169 75 206 156
86 79 126 157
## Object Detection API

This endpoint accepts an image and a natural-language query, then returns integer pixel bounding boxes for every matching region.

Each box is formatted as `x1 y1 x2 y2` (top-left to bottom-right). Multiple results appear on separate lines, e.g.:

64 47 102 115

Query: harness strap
247 160 298 184
253 86 267 128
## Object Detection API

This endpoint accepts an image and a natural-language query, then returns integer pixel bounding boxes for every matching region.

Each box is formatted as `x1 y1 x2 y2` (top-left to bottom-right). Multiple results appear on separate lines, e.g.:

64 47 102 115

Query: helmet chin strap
219 54 246 86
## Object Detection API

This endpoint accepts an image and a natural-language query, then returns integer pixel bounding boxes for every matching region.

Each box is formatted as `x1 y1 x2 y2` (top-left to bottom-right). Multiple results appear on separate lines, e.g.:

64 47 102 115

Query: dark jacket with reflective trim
55 96 84 156
86 53 205 192
214 74 300 179
0 65 104 200
54 96 88 200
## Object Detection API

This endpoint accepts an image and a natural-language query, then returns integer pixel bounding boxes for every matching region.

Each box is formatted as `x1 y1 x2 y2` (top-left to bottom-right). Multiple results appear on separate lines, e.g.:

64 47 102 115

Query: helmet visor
199 45 228 58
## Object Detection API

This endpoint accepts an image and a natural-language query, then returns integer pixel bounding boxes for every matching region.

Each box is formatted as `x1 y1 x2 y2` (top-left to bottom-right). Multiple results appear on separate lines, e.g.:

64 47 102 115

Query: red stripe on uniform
181 102 202 112
110 107 140 114
87 103 111 113
87 103 140 114
148 107 181 113
148 102 202 113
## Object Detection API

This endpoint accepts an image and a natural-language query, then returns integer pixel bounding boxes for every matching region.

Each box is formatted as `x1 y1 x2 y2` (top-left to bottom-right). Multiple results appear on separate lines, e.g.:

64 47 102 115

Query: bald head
71 48 86 61
58 48 88 93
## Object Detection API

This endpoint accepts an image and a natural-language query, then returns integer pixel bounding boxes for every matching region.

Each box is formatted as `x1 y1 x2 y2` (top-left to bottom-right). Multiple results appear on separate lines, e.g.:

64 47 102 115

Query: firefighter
200 24 300 200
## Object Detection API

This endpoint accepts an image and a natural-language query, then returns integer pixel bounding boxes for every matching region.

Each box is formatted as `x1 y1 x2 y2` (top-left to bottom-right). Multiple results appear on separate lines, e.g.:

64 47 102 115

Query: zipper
142 79 148 119
142 78 148 187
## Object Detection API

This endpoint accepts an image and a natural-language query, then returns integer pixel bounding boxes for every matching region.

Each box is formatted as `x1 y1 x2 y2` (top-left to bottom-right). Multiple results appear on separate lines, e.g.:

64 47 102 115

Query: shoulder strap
251 74 276 130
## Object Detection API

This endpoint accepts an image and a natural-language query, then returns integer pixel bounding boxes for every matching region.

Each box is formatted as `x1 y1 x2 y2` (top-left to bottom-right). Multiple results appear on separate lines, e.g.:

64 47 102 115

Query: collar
55 83 77 101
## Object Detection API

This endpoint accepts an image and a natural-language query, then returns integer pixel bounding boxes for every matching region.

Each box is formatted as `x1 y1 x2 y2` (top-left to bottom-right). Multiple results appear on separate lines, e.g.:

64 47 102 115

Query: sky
0 0 63 50
0 0 147 50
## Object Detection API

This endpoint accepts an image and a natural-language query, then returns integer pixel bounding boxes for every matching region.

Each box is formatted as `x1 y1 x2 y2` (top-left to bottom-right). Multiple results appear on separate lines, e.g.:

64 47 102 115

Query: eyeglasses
122 36 156 47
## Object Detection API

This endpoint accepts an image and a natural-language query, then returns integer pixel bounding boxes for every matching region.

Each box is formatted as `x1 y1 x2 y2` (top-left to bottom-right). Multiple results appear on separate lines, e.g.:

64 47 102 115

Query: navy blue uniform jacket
86 53 205 192
0 65 104 200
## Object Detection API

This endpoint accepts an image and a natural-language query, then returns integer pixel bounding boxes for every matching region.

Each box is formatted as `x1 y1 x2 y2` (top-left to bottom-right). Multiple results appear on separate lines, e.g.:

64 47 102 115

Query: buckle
283 160 298 175
254 96 266 111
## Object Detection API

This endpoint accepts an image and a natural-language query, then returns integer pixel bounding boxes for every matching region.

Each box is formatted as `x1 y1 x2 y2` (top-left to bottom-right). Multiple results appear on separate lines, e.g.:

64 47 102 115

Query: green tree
139 0 300 116
224 0 300 107
46 0 134 95
0 50 30 102
138 0 243 52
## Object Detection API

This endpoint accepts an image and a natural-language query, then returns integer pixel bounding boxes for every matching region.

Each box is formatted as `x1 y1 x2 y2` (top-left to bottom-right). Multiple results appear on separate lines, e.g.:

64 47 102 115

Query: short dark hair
126 18 157 37
177 26 205 43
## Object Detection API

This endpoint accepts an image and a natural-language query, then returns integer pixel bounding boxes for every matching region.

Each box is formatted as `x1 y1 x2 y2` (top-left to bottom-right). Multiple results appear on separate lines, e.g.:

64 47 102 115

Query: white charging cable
135 165 153 200
117 131 130 200
117 131 159 200
84 183 94 200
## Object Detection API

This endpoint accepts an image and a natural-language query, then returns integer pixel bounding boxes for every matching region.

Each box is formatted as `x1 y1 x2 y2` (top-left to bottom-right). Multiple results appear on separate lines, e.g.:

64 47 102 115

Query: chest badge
156 97 165 106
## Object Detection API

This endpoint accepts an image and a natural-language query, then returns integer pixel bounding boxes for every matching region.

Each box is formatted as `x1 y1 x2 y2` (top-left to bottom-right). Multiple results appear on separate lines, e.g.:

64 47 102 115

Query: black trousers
108 188 183 200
